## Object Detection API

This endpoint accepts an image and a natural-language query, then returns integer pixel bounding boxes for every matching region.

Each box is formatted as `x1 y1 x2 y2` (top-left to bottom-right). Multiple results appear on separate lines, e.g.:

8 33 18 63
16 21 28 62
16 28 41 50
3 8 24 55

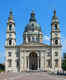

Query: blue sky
0 0 65 63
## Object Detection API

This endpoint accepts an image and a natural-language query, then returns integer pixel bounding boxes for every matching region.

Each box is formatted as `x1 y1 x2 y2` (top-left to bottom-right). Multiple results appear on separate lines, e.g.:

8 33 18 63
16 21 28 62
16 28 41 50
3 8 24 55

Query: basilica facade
5 10 62 72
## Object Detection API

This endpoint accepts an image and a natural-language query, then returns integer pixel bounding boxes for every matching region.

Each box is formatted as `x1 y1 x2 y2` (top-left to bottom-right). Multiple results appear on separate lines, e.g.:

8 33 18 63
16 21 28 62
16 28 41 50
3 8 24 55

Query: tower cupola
8 10 13 20
7 10 15 25
52 9 59 25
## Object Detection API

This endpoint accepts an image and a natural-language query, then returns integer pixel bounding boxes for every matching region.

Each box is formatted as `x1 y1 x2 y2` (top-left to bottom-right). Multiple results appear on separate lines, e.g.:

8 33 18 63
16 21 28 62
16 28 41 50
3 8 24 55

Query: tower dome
23 10 43 44
52 9 59 24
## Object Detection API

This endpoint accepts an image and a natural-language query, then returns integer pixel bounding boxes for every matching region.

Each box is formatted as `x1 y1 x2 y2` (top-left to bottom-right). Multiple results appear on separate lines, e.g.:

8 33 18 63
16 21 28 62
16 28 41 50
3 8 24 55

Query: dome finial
32 10 35 15
54 8 56 17
9 8 13 20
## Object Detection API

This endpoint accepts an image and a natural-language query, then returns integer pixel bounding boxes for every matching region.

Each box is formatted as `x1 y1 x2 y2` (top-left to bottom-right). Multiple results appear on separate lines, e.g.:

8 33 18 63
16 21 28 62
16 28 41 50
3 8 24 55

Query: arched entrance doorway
29 52 38 70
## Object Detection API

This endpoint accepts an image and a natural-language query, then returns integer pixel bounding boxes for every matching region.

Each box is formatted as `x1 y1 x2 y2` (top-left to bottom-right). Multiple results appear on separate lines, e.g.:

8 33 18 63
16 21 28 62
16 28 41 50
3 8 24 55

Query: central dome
24 22 41 32
23 10 43 44
24 10 41 32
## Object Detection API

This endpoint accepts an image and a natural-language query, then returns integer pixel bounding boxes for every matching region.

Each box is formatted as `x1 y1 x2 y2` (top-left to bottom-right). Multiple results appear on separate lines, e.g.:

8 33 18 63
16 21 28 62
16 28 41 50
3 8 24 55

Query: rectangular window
48 60 51 67
55 24 57 30
8 52 11 57
47 53 51 56
9 33 12 38
8 59 12 67
55 59 58 67
32 37 34 42
55 52 58 56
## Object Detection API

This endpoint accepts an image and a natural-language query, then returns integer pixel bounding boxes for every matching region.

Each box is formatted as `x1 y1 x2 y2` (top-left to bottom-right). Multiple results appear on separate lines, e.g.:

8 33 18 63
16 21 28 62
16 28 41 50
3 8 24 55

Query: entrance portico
29 52 38 70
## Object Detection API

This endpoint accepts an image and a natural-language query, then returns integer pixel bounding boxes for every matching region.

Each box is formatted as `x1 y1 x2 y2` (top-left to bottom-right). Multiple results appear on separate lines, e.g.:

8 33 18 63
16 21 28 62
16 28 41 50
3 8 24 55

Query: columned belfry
5 10 62 72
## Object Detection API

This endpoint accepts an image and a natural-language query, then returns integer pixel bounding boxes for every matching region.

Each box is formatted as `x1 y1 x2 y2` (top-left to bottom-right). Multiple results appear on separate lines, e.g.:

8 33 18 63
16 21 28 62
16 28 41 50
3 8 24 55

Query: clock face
55 40 58 45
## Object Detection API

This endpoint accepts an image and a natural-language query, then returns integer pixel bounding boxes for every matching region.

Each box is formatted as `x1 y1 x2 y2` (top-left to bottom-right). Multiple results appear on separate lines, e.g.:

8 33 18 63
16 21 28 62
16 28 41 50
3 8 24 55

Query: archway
29 52 38 70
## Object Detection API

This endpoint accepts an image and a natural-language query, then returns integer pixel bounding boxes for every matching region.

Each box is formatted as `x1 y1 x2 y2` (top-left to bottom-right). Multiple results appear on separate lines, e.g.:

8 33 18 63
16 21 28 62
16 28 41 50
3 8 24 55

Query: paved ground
0 72 66 80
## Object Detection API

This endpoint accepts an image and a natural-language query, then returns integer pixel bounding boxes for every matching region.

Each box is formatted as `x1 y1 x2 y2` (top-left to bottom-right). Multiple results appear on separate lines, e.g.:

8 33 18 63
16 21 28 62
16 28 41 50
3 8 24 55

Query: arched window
9 39 12 45
31 23 34 31
9 24 12 31
55 24 57 30
32 27 34 32
32 37 34 42
55 59 58 67
55 52 58 56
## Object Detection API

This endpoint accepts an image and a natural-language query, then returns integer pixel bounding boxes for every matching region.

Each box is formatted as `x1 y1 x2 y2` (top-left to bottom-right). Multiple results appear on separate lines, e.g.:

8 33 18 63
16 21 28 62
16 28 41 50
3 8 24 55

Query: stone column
31 36 32 42
51 48 55 71
25 53 27 71
20 51 24 72
12 49 17 72
35 36 36 42
44 53 45 71
40 52 44 71
38 56 39 70
20 56 24 72
28 56 29 71
58 48 62 71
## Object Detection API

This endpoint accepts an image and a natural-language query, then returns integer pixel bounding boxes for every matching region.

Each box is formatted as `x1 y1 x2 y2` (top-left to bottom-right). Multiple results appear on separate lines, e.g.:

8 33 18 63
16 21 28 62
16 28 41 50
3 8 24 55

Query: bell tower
51 9 62 71
5 10 17 72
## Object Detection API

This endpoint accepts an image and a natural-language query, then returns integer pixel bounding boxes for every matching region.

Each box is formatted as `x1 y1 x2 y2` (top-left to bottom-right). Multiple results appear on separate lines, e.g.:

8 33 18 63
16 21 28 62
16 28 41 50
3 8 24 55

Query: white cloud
62 38 66 52
43 35 50 41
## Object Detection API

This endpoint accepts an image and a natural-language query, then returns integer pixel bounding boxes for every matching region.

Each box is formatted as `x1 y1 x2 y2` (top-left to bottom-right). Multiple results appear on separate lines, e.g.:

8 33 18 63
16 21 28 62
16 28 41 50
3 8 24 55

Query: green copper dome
24 11 41 32
24 22 41 32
